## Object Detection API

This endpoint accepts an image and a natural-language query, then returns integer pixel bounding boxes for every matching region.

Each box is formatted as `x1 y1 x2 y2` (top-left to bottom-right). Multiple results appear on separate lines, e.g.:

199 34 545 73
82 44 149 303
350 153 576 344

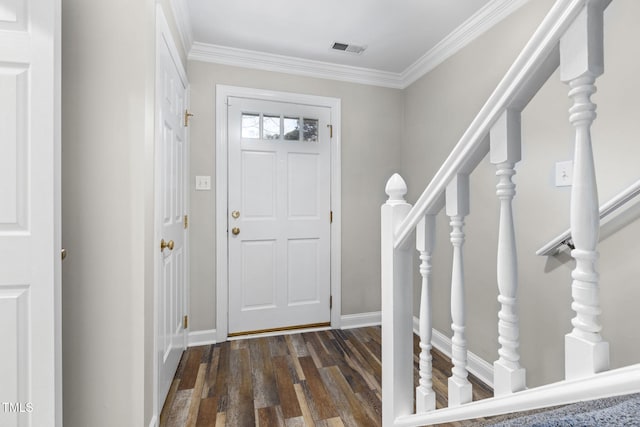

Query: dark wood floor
160 326 493 427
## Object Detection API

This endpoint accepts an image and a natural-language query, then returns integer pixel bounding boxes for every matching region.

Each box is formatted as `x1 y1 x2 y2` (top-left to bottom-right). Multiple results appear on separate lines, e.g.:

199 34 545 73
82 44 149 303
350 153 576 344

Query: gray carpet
482 393 640 426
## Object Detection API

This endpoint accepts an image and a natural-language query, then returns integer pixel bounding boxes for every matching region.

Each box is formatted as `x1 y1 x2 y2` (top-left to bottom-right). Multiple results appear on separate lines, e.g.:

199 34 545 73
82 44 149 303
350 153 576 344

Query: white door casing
154 7 189 419
216 86 342 341
227 98 331 334
0 0 61 425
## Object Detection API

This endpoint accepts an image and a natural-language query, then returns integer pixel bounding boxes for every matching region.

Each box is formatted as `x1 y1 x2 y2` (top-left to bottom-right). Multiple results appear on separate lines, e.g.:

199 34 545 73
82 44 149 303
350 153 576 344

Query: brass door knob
160 239 175 252
231 227 240 236
231 210 240 219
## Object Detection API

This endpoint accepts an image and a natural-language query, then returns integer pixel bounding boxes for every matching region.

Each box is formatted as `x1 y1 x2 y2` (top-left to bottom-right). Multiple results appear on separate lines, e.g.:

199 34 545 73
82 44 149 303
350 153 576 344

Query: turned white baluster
490 110 526 396
381 173 414 426
560 0 609 380
446 174 472 406
416 214 436 413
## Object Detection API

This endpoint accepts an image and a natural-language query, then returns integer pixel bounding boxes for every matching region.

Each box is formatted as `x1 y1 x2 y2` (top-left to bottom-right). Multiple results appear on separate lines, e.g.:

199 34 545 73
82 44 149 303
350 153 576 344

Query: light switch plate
555 161 573 187
195 175 211 191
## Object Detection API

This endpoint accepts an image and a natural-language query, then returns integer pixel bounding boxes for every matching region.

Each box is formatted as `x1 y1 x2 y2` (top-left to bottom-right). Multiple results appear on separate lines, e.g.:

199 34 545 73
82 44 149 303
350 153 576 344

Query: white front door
155 12 188 412
0 0 60 425
227 97 332 335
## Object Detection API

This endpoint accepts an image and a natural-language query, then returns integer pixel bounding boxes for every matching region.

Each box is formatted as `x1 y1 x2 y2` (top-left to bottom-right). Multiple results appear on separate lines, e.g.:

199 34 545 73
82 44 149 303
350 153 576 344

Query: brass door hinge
327 124 333 138
183 315 188 329
330 211 333 223
184 109 194 127
184 214 189 229
330 295 333 309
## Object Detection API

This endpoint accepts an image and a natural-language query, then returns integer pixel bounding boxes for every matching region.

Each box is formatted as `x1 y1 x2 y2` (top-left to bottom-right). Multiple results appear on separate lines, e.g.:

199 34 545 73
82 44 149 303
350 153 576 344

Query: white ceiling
179 0 529 87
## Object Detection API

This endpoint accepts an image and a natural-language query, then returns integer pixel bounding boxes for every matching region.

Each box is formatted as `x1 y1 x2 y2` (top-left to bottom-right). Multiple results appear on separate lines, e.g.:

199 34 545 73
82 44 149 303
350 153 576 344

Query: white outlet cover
555 161 573 187
195 175 211 191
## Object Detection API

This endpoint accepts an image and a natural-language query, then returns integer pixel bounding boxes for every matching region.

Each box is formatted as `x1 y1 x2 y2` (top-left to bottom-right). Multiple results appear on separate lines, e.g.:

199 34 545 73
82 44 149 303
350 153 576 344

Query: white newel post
560 0 609 380
382 173 414 426
490 110 526 396
416 214 437 413
446 174 472 406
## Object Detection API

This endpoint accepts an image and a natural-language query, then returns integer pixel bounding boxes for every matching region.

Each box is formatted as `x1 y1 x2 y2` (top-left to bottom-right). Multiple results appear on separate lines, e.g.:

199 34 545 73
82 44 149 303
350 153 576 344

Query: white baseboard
398 363 640 425
413 316 494 388
340 311 382 329
188 329 217 347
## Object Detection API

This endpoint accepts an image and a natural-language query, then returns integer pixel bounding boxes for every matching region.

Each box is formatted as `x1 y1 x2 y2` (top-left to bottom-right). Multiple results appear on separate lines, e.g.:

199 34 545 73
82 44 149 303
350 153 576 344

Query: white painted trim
187 0 529 89
215 85 342 342
188 329 217 347
168 0 193 55
54 1 63 424
329 97 343 330
190 43 403 89
341 312 382 330
401 0 531 87
148 415 158 427
413 316 494 389
394 363 640 426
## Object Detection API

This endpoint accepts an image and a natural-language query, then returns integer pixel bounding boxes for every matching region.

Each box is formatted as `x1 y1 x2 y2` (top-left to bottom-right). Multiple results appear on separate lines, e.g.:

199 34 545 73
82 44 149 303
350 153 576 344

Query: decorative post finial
385 173 407 205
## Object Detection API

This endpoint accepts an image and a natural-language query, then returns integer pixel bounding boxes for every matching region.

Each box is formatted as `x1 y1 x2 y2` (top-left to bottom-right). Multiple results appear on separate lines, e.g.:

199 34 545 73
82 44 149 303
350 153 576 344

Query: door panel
156 21 188 412
228 98 331 334
241 240 277 309
242 151 277 218
0 0 59 425
287 239 320 305
288 153 320 217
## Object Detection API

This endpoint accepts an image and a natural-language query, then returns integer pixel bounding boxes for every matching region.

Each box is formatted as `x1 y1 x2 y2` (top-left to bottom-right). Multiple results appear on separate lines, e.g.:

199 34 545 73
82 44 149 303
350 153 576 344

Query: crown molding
186 0 530 89
188 42 405 89
401 0 531 87
169 0 194 55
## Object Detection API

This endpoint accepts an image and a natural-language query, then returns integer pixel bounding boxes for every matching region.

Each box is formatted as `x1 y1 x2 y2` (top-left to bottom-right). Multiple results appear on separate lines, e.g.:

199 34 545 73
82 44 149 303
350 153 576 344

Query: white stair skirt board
394 364 640 427
413 316 494 389
188 329 218 347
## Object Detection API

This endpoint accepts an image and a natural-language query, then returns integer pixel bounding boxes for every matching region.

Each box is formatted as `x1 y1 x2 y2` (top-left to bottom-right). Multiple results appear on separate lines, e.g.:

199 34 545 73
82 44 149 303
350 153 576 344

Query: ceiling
179 0 528 87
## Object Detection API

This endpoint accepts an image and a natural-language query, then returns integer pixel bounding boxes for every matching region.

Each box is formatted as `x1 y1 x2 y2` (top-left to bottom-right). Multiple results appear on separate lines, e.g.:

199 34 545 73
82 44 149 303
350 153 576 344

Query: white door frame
215 85 342 342
152 6 190 425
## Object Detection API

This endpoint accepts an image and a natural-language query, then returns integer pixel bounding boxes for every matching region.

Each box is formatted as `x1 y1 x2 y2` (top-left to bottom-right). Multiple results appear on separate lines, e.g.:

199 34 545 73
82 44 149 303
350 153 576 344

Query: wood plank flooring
160 327 493 427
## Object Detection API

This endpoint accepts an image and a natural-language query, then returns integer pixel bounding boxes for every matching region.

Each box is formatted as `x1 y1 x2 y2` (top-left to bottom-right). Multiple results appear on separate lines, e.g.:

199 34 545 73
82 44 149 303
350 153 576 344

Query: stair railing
537 178 640 255
380 0 640 425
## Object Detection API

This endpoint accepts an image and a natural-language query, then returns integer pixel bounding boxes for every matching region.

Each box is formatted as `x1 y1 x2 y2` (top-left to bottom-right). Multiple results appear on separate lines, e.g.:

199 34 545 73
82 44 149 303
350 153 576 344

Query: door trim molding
215 85 342 342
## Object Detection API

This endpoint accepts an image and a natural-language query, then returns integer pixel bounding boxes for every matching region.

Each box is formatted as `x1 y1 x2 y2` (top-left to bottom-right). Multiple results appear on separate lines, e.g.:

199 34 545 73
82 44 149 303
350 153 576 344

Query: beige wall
187 61 404 331
402 0 640 387
61 0 181 426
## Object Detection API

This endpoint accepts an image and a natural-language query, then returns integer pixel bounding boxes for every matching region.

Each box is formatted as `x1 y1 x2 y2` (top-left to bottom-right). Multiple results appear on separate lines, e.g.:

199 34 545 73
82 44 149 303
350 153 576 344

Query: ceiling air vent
331 42 366 55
